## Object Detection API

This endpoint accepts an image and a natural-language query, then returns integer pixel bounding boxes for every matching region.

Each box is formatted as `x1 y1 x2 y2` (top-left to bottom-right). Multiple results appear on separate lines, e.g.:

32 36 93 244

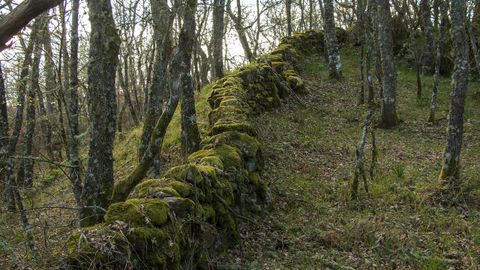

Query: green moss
203 131 263 171
163 197 196 218
130 178 193 198
197 204 216 221
188 149 225 169
211 144 243 169
210 121 257 137
209 105 248 126
105 198 170 227
126 226 181 268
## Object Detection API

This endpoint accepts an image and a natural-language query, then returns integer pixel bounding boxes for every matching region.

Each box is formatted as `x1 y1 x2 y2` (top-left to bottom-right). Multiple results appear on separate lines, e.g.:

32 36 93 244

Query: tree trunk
18 16 45 188
212 0 226 79
357 0 365 104
180 0 201 156
324 0 342 79
420 0 435 74
0 61 8 199
438 0 469 189
139 0 174 164
67 0 82 205
80 0 120 227
227 0 254 62
377 0 399 128
286 0 293 36
429 0 448 123
112 0 198 203
4 31 36 208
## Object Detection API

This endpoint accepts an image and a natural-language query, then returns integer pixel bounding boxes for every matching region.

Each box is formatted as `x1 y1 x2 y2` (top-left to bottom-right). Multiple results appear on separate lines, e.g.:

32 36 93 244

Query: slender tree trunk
365 1 375 104
112 0 199 203
119 56 139 126
0 61 8 199
139 0 174 166
4 32 35 208
309 0 314 30
377 0 398 128
429 0 447 123
286 0 293 36
416 51 423 100
227 0 254 61
42 23 56 125
324 0 342 79
181 0 201 156
420 0 435 74
80 0 120 227
438 0 469 189
212 0 225 79
67 0 82 205
18 16 45 188
357 0 365 104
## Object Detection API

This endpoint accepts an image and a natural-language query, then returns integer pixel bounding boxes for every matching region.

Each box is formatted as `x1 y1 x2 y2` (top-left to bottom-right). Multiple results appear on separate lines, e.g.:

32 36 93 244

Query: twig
369 127 377 181
352 110 373 200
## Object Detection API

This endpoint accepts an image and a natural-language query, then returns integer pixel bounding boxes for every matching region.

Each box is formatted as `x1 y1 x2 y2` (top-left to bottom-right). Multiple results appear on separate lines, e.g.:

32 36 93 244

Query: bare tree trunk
377 0 398 128
429 0 447 123
439 0 469 190
119 57 140 126
227 0 254 61
139 0 174 168
67 0 82 205
324 0 342 79
181 0 201 156
4 32 35 208
365 0 375 104
18 16 45 188
357 0 365 104
0 61 8 199
286 0 293 36
43 18 61 160
80 0 120 227
420 0 435 74
112 0 198 203
212 0 226 79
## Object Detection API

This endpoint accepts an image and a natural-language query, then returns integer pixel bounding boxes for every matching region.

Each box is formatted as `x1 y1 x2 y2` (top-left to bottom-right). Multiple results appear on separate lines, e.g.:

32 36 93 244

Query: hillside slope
216 49 480 269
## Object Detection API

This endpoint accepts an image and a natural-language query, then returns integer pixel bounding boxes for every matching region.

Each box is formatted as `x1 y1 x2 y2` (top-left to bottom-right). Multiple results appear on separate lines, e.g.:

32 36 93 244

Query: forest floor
2 47 480 269
215 49 480 269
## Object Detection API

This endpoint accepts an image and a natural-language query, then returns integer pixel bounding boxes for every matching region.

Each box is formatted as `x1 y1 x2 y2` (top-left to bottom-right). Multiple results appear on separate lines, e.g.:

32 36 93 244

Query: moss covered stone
105 198 170 227
64 29 323 269
188 144 242 170
130 178 193 199
203 131 263 172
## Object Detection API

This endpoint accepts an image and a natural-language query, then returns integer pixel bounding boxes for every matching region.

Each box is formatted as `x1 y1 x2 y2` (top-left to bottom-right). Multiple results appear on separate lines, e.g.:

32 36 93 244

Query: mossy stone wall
62 31 324 269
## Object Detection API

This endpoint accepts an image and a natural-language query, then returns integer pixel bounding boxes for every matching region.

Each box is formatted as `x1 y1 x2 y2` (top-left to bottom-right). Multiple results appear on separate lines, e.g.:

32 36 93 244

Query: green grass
216 46 480 269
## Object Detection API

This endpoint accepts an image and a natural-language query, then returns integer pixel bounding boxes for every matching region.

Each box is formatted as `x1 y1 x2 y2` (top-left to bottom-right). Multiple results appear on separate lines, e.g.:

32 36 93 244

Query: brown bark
0 0 63 51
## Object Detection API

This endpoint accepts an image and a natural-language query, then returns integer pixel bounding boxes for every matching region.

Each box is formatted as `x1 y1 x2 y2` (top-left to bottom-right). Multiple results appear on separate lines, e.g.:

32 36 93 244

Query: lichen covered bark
324 0 342 79
438 0 469 189
80 0 120 227
377 0 399 128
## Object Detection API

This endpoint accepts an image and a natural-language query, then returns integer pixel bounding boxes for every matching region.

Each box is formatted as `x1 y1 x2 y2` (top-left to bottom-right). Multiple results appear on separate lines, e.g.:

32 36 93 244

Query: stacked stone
64 31 324 270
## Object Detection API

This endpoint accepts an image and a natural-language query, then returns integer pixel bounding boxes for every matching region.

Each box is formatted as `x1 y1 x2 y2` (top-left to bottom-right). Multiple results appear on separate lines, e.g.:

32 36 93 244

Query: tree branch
0 0 63 51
